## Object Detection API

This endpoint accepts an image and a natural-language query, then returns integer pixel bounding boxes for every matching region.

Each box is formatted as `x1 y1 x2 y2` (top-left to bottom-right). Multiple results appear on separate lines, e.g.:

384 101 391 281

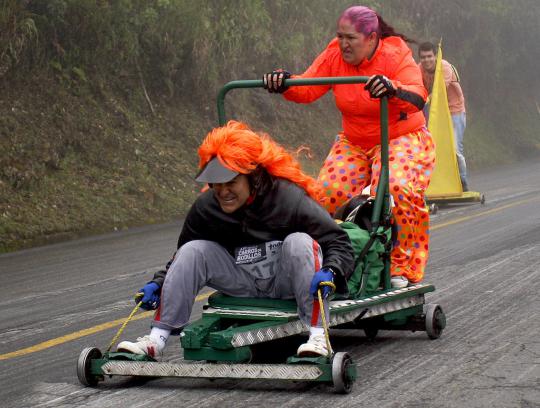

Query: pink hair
339 6 380 37
338 5 414 42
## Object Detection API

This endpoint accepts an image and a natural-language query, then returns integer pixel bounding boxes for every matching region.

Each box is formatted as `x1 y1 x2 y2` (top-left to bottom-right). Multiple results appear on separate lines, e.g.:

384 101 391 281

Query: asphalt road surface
1 160 539 408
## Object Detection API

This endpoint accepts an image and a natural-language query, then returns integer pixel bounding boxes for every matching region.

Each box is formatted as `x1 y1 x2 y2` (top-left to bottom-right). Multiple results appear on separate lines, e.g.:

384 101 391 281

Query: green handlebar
216 76 391 289
217 77 372 125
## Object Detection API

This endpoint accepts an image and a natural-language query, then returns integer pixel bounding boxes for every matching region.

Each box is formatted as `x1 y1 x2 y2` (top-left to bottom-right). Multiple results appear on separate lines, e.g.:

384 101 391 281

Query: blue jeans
451 112 468 188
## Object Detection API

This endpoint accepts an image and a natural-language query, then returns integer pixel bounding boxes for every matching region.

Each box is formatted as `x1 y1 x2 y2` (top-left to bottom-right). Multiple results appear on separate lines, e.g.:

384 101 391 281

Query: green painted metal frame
208 292 298 312
170 77 420 364
90 351 155 376
181 284 435 358
80 78 437 388
217 77 392 289
167 78 433 365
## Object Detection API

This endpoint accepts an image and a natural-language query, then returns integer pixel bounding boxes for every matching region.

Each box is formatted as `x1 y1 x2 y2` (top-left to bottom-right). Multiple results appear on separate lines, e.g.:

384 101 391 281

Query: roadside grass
1 76 538 252
466 109 540 169
0 76 335 252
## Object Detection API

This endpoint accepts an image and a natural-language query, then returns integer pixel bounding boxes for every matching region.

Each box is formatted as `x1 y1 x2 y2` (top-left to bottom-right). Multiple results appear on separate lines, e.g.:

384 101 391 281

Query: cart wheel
480 194 486 205
429 203 438 214
77 347 102 386
332 352 355 394
363 326 378 341
424 304 446 340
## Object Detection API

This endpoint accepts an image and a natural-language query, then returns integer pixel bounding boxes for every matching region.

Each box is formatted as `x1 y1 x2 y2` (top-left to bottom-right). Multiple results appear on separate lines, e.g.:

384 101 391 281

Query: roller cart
78 77 446 393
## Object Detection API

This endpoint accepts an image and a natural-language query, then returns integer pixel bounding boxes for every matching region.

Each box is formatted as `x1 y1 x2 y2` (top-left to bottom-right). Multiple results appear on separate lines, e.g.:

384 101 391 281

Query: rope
107 285 336 357
106 296 144 353
317 281 336 358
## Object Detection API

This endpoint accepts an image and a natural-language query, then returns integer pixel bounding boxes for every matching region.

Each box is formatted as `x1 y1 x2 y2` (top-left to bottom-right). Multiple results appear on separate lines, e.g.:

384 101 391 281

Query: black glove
263 70 291 93
364 75 396 98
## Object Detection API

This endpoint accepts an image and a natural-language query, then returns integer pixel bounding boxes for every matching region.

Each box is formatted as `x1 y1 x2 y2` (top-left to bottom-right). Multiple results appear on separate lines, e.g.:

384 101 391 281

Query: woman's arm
282 44 335 104
389 47 428 113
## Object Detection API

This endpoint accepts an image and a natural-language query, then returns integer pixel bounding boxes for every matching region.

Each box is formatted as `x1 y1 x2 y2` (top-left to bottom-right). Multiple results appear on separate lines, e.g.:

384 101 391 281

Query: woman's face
337 19 376 65
211 174 251 213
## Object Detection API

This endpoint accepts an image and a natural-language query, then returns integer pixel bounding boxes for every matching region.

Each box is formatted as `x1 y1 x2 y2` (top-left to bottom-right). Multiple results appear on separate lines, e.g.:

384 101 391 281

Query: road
1 160 539 408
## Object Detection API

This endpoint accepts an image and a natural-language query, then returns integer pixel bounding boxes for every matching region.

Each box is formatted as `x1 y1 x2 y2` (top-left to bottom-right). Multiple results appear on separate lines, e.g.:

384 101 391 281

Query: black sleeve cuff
395 88 425 111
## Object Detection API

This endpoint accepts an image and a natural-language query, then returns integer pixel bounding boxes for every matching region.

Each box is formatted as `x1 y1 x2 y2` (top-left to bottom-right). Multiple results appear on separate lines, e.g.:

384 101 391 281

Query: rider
263 5 435 289
117 120 354 358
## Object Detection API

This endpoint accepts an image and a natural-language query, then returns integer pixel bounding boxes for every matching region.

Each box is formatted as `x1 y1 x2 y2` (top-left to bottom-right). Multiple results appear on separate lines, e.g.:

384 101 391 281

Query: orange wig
198 120 321 201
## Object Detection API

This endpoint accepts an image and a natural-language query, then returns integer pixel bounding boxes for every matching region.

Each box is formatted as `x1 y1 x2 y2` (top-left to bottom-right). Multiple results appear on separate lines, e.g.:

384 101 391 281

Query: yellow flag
425 43 463 198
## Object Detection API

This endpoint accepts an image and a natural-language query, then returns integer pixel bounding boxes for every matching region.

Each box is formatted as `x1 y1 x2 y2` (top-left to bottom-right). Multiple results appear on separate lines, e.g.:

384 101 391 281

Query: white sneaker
297 334 329 357
117 335 163 359
391 275 409 289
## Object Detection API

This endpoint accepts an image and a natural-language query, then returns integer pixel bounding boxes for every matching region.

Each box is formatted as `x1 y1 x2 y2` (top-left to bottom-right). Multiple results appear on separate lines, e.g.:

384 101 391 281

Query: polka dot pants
318 129 436 283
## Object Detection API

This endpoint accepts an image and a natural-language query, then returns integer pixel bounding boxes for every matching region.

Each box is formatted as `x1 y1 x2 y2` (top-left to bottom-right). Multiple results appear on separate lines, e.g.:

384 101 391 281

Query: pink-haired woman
264 5 435 288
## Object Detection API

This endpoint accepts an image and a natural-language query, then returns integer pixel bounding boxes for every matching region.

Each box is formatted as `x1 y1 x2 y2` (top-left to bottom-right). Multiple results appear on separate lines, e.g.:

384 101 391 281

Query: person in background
116 120 354 358
263 5 435 289
418 41 469 191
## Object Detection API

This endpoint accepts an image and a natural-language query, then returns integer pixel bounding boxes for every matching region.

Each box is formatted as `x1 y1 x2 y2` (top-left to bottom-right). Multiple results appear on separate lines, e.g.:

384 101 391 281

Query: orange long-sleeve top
283 36 428 150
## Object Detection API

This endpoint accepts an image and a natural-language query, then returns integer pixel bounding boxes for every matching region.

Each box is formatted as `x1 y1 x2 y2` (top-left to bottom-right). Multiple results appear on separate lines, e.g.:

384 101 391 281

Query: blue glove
136 282 161 310
309 268 335 298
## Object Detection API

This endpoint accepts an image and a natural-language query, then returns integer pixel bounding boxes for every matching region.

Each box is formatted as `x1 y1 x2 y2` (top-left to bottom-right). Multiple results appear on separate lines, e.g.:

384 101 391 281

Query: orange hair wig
198 120 321 201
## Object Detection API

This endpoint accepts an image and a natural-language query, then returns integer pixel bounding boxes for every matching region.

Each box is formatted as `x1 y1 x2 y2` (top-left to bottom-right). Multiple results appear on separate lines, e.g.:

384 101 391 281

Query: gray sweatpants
152 232 329 330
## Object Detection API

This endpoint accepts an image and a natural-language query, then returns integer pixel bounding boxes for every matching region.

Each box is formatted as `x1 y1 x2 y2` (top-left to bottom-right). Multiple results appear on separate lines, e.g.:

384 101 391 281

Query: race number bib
234 241 283 280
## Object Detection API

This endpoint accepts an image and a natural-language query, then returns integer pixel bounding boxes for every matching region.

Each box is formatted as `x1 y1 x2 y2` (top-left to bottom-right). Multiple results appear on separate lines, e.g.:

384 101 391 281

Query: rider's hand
309 268 335 298
364 75 396 98
135 282 161 310
263 69 291 93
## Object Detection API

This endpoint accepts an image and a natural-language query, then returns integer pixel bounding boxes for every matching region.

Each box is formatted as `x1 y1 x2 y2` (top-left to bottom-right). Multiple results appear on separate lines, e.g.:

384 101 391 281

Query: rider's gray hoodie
152 177 354 294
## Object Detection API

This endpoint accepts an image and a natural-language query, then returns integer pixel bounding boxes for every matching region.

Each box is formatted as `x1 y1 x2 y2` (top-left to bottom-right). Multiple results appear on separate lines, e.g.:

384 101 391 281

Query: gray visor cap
195 157 239 183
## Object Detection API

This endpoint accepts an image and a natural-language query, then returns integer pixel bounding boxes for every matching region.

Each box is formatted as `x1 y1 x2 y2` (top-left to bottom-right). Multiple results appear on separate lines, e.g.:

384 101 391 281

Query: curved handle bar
217 77 374 125
216 76 392 289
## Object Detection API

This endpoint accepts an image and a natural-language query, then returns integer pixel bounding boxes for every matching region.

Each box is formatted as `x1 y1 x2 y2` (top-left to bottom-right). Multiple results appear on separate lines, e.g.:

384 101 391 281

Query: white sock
309 327 325 337
149 327 171 349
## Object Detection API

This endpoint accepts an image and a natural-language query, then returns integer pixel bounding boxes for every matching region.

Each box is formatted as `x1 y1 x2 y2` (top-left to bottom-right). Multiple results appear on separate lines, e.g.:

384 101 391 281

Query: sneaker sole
116 342 146 355
297 345 327 357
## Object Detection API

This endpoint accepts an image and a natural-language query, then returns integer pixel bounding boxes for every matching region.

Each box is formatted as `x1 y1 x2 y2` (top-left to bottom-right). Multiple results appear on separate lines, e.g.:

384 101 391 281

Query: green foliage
0 0 38 76
6 0 537 112
0 0 539 251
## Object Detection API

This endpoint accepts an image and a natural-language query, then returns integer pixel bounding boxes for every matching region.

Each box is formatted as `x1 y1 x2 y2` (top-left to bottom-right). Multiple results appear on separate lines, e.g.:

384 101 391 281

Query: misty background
1 0 539 251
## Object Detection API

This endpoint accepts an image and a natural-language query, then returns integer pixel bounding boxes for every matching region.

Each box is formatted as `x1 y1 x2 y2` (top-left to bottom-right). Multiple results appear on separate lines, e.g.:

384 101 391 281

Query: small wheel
77 347 103 386
332 352 356 394
429 203 438 214
424 304 446 340
363 326 379 341
480 194 486 205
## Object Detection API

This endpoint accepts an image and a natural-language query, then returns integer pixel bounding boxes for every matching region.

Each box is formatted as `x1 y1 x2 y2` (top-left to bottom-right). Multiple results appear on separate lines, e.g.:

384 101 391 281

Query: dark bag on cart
339 222 390 298
335 195 392 298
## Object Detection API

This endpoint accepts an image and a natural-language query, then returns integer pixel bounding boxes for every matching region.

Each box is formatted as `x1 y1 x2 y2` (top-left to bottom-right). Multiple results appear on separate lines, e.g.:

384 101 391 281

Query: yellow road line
1 195 538 361
431 196 538 231
0 291 213 361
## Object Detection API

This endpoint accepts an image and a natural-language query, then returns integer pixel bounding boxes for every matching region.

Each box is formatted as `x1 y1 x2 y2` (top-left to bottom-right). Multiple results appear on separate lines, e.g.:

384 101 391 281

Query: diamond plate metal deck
101 361 323 380
328 294 423 326
231 320 309 347
202 308 299 320
210 285 429 348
